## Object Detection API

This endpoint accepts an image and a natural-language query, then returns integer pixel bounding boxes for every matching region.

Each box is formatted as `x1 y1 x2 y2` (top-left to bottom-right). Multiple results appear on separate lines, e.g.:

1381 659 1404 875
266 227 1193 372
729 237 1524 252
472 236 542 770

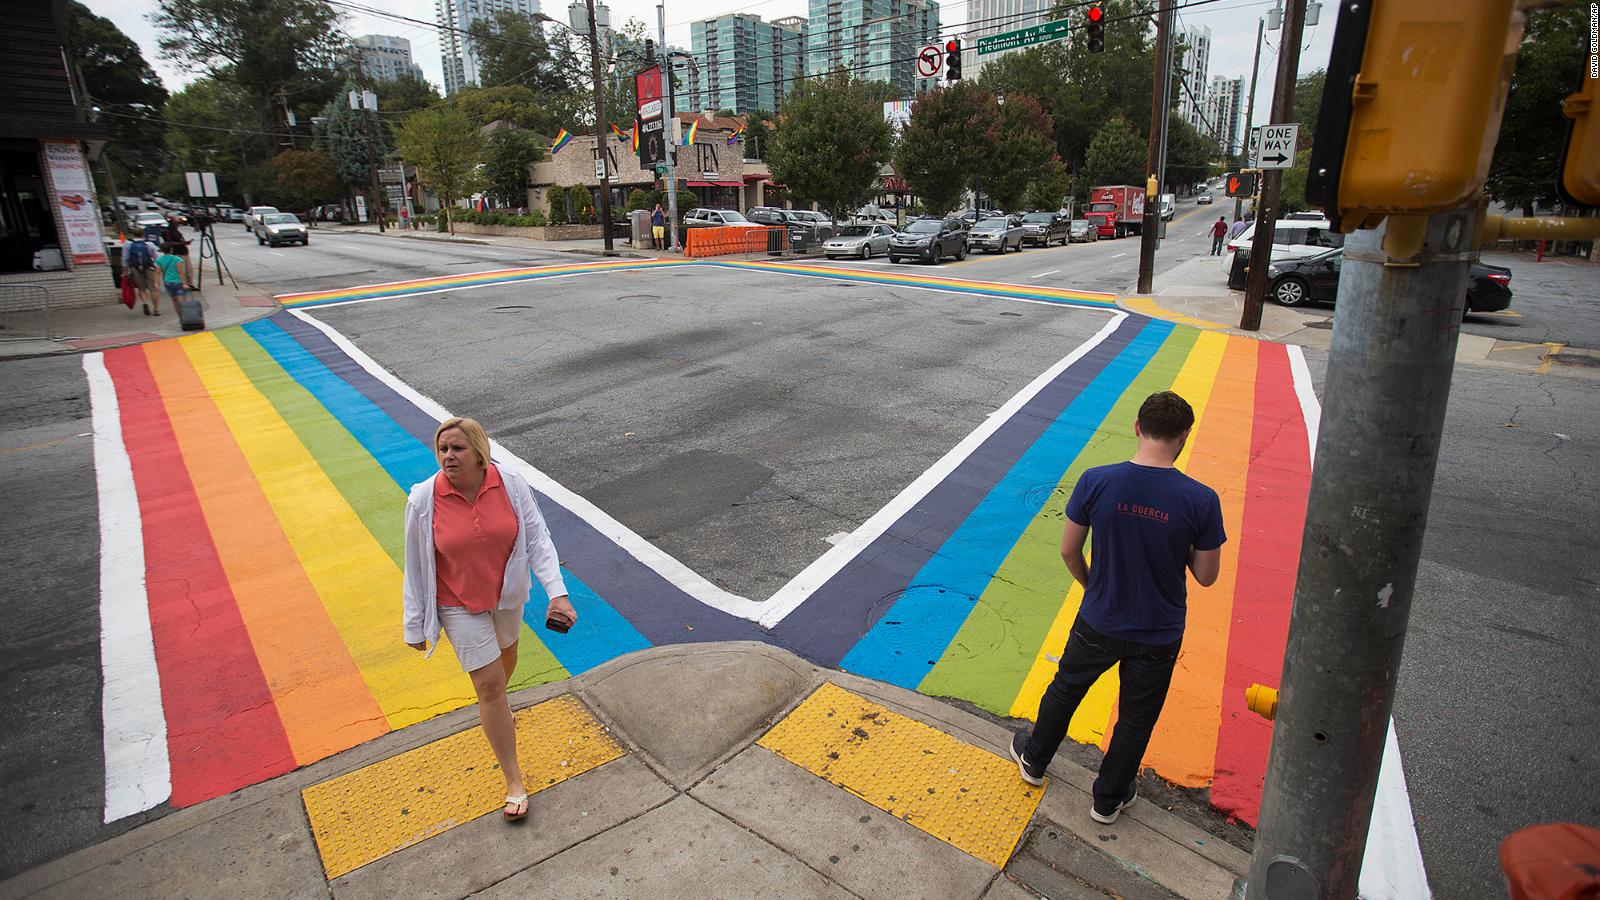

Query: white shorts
438 604 524 672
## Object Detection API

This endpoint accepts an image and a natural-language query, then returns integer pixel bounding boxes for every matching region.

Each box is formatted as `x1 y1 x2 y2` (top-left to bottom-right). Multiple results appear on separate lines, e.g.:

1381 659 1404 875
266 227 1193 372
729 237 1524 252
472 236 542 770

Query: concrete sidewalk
0 269 278 361
3 643 1249 899
1121 254 1600 378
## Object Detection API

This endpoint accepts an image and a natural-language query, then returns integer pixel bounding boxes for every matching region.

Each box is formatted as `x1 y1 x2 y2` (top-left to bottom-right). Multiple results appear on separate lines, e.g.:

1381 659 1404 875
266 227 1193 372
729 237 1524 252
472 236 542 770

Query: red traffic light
946 39 960 53
1087 5 1103 21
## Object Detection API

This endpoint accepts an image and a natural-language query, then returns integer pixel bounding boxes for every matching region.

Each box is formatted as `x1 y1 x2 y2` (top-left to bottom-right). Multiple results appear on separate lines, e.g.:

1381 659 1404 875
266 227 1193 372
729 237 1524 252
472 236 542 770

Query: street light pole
1239 0 1307 331
353 57 385 233
584 0 615 253
1135 0 1172 293
658 4 681 253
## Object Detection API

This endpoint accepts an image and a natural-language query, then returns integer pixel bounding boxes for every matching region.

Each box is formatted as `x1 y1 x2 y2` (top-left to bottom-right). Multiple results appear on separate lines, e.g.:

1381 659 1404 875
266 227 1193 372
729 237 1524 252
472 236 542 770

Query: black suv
747 206 832 246
1020 211 1070 246
889 217 968 263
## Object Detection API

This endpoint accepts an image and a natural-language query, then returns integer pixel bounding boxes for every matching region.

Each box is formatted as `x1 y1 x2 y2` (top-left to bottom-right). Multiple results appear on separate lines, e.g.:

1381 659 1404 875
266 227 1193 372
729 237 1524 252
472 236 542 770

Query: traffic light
1226 171 1257 197
945 39 962 80
1306 0 1522 231
1559 69 1599 207
1086 6 1104 53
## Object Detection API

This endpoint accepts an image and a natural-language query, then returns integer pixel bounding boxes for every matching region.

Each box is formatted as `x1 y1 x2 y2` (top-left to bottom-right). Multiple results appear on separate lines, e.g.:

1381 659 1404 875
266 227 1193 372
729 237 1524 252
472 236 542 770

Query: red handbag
120 272 136 308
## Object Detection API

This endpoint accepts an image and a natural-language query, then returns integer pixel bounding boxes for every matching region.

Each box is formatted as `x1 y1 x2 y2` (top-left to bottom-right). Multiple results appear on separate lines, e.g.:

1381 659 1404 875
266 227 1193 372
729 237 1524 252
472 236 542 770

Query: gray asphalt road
1296 350 1600 898
314 264 1116 600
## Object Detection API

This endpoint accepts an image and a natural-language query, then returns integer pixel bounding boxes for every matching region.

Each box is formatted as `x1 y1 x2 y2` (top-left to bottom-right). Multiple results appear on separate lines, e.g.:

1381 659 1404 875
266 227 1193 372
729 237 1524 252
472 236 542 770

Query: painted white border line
1290 344 1430 900
728 259 1122 301
279 264 696 311
273 260 688 304
85 353 171 822
286 309 770 622
756 310 1129 629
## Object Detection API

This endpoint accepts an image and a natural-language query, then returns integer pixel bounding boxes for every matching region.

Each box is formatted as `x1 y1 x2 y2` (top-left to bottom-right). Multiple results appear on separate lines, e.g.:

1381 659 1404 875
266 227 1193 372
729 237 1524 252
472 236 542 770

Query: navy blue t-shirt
1064 461 1226 644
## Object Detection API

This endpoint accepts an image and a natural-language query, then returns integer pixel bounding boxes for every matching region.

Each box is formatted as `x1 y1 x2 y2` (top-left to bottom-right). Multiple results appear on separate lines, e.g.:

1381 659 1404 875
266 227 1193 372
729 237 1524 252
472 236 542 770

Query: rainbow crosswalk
89 259 1312 830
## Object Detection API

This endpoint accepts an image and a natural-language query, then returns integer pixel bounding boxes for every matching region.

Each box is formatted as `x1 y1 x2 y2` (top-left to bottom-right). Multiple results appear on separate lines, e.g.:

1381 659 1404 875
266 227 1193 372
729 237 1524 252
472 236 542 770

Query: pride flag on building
551 128 572 154
610 123 627 144
726 124 745 146
631 123 640 156
681 120 697 147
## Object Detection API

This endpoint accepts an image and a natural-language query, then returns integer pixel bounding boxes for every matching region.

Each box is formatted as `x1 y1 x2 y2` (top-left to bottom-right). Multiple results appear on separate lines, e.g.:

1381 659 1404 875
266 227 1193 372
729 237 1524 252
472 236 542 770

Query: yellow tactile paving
301 695 623 879
757 682 1043 868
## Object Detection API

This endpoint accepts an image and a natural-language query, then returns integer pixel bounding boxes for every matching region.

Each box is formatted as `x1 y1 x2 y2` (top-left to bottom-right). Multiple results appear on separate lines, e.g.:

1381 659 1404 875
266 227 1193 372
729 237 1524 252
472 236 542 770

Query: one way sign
1254 123 1299 169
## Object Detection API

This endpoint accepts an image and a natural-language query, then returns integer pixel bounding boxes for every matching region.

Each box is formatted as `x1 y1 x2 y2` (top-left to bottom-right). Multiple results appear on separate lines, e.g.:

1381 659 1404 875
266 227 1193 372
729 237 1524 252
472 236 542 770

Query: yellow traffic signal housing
1308 0 1524 231
1559 74 1599 206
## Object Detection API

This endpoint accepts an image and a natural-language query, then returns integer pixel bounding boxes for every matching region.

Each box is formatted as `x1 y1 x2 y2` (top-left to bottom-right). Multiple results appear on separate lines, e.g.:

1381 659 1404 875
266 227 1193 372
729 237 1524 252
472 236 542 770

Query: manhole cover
1306 320 1334 330
1545 352 1600 368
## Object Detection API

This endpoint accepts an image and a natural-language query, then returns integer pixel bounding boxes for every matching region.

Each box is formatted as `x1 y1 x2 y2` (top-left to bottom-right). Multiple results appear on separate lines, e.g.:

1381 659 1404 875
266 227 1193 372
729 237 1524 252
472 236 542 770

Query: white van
1222 217 1343 277
1160 193 1175 220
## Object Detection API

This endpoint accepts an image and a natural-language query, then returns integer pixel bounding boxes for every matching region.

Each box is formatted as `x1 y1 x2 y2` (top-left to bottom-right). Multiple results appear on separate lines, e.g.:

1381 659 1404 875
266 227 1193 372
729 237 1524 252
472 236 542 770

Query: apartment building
806 0 942 99
435 0 542 95
688 14 808 114
351 35 425 83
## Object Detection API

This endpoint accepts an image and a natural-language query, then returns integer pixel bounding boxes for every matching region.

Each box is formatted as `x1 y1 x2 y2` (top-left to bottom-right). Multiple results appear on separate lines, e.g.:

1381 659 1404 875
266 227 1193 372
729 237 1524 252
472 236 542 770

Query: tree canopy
1487 5 1588 213
1083 116 1146 188
395 107 484 231
67 2 170 192
896 82 1001 214
483 128 544 207
765 71 895 221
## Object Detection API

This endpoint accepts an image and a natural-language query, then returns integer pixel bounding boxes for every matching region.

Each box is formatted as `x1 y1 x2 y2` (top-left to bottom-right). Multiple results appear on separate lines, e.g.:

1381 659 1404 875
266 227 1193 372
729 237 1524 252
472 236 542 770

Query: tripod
193 217 236 291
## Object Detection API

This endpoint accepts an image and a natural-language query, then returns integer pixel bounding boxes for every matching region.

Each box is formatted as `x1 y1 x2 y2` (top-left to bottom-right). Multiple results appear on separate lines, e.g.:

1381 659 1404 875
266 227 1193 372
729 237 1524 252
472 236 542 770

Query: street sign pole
657 4 680 253
1135 0 1171 294
1240 0 1307 331
1245 205 1475 900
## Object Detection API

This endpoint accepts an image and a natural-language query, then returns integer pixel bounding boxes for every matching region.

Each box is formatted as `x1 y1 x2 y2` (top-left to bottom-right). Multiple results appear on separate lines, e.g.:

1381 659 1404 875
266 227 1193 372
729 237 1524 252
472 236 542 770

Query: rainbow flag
551 128 572 154
631 123 639 156
609 122 627 144
681 119 697 146
726 124 745 146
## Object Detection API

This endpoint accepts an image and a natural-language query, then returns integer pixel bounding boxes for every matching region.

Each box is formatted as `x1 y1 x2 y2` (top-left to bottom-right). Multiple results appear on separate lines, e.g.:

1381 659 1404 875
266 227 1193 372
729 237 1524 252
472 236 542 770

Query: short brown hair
434 417 492 467
1137 391 1195 440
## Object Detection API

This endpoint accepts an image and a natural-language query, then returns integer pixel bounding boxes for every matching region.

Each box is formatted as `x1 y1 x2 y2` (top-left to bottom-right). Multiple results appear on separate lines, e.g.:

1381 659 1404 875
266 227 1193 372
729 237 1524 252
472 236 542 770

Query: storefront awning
687 180 743 187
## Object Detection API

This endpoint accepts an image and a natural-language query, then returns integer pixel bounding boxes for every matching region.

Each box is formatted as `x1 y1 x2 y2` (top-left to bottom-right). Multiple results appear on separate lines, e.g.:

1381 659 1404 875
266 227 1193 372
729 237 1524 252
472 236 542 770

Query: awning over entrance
687 180 742 187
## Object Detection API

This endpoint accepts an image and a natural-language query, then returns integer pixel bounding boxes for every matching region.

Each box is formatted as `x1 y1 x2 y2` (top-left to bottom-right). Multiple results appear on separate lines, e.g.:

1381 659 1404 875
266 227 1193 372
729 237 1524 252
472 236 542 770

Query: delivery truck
1086 185 1145 238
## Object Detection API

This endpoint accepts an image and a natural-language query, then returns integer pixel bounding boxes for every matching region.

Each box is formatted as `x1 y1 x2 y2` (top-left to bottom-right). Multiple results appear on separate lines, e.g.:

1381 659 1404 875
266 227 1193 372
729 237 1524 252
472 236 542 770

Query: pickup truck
1085 186 1145 239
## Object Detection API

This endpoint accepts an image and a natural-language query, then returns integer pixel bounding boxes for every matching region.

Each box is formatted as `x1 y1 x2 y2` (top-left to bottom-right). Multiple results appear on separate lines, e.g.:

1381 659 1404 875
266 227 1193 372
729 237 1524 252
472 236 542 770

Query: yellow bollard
1246 683 1278 721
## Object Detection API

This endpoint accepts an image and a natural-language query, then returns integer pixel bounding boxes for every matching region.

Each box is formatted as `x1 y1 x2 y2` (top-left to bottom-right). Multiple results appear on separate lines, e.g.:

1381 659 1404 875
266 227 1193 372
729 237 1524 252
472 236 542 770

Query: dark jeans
1025 617 1181 809
1211 235 1225 255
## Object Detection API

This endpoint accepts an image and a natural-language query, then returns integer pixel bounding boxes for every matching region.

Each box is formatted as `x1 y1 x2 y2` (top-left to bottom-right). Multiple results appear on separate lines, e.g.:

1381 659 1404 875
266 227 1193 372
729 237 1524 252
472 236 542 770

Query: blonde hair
434 417 492 469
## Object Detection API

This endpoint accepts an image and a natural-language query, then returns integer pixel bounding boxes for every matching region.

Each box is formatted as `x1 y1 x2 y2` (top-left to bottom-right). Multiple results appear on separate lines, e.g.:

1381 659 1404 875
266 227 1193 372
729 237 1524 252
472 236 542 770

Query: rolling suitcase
177 297 205 331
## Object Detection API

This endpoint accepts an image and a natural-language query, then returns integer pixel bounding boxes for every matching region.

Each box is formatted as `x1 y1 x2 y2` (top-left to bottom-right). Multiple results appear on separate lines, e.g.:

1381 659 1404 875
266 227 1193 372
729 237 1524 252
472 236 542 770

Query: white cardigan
402 465 568 657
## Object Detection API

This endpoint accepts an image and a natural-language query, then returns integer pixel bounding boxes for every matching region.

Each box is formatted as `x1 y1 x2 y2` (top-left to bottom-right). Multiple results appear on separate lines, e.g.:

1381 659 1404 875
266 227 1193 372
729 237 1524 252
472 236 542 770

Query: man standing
1209 216 1229 255
650 202 667 252
1010 391 1224 824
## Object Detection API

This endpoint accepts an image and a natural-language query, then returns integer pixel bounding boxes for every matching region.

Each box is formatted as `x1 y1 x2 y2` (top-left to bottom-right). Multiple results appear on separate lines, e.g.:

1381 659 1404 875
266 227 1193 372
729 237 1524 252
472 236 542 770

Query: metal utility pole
1239 0 1306 330
658 4 681 253
353 58 385 233
585 0 616 252
1235 17 1265 223
1135 0 1173 294
1245 207 1475 899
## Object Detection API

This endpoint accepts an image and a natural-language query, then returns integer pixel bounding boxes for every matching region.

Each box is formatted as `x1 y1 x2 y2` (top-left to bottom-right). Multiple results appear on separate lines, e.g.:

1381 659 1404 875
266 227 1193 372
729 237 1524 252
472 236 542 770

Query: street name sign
916 44 943 77
1255 123 1300 168
977 18 1070 55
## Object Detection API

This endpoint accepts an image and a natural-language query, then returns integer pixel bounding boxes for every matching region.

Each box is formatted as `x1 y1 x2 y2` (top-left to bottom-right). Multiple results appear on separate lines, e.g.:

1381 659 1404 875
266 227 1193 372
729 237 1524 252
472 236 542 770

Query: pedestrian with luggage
121 233 159 315
401 418 578 822
153 243 189 317
1010 391 1224 824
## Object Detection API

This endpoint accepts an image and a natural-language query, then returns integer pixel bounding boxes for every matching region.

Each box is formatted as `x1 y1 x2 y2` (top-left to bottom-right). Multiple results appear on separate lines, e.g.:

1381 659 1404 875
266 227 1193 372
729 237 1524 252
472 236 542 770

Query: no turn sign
917 44 943 78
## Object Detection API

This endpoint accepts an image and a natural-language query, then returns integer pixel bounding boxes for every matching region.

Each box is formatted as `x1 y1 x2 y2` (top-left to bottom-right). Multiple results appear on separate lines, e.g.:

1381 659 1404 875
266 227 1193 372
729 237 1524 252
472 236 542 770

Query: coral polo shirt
433 465 519 613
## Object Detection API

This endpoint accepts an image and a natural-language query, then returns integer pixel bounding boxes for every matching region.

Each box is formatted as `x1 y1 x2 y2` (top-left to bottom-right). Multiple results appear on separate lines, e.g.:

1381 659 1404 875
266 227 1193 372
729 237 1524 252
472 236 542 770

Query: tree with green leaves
766 71 895 221
1083 116 1146 188
547 185 569 224
272 149 341 210
1291 69 1326 152
1487 4 1588 214
1165 112 1220 190
979 94 1056 211
1280 147 1313 214
1026 157 1073 212
317 78 385 200
467 10 579 98
896 82 1002 215
743 110 774 160
162 77 258 200
66 2 169 192
395 107 484 233
483 129 544 207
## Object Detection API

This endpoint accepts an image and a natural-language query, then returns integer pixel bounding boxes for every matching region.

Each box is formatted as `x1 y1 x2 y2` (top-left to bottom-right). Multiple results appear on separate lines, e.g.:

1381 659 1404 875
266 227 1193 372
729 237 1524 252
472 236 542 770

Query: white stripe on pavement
86 353 172 822
1030 270 1060 279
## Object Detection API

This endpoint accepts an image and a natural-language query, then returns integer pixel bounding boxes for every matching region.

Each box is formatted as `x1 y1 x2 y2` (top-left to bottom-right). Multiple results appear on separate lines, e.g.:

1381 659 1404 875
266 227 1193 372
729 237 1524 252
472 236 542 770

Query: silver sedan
823 223 896 260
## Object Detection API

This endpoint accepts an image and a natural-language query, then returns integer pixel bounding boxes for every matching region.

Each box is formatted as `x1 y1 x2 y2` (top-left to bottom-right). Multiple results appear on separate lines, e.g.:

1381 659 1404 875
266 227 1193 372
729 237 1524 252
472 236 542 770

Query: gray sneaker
1090 786 1137 824
1010 732 1046 786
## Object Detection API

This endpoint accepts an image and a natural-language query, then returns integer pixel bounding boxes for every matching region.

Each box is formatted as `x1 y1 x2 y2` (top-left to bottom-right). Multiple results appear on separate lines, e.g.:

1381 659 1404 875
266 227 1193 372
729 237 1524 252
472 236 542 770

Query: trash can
1227 249 1250 291
105 239 124 288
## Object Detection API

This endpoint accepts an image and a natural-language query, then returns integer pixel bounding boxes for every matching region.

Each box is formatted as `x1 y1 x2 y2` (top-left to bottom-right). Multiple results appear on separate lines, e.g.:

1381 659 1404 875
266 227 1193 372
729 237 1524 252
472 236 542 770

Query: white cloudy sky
83 0 1333 133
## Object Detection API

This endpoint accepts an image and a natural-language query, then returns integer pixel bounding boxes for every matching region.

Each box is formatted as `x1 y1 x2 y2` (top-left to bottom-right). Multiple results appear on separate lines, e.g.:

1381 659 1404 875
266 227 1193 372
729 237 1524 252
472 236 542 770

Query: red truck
1086 186 1146 239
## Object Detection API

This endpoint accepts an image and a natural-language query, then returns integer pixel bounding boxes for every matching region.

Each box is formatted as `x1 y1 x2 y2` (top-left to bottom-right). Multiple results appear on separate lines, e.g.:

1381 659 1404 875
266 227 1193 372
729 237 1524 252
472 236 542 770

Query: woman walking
402 417 577 821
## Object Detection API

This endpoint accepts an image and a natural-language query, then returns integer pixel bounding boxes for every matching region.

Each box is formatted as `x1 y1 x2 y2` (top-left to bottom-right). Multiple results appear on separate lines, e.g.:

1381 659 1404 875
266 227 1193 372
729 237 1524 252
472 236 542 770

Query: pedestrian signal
1558 70 1598 206
1226 172 1256 197
945 39 962 80
1086 6 1105 53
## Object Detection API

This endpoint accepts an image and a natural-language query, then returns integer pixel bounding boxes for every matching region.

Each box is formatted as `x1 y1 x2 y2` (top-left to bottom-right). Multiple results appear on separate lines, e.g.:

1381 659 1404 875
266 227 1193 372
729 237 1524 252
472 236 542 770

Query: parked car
1224 217 1344 283
253 212 309 246
1265 248 1514 316
851 207 898 227
225 208 244 222
1020 211 1070 246
243 205 279 231
789 210 835 233
889 216 968 263
683 208 763 228
746 206 834 244
1196 193 1213 204
968 216 1025 253
1068 219 1100 243
822 223 896 259
132 211 168 235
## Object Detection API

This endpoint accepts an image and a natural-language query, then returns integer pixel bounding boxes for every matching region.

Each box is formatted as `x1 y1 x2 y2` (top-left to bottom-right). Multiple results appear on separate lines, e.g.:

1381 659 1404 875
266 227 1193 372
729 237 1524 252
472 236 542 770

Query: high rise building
806 0 941 99
351 35 425 83
435 0 543 95
1175 23 1211 134
963 0 1054 77
669 48 702 113
1206 74 1244 155
688 14 808 114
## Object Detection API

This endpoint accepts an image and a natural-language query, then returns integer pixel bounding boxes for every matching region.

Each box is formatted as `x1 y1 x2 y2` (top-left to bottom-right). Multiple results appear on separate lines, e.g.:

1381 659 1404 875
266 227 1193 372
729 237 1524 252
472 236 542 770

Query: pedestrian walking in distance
1010 391 1224 824
402 417 578 822
121 232 160 316
650 202 667 251
1209 216 1228 255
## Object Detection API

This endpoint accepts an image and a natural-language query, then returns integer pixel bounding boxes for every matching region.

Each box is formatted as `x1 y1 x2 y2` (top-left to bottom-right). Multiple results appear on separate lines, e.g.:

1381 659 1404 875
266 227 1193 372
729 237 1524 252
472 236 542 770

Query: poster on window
44 141 106 266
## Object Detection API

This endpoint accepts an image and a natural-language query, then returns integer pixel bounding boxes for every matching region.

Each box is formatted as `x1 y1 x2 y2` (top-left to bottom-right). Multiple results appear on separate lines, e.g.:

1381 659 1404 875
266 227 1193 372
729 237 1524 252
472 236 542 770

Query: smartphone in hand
545 614 571 634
